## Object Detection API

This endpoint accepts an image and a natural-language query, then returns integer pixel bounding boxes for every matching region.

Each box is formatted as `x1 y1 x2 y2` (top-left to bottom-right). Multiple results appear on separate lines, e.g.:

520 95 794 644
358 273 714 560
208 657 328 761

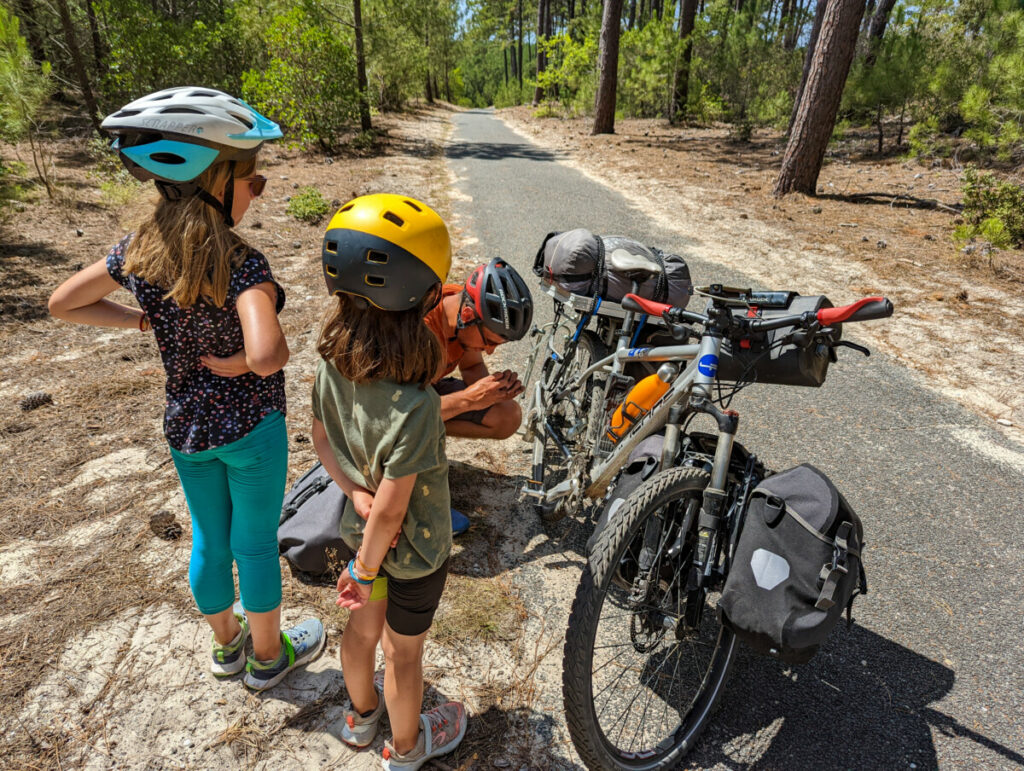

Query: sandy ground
499 108 1024 450
1 106 579 770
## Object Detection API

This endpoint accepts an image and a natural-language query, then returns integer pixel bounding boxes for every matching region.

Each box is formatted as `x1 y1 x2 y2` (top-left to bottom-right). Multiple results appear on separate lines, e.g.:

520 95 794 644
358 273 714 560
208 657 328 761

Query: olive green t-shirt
311 359 451 579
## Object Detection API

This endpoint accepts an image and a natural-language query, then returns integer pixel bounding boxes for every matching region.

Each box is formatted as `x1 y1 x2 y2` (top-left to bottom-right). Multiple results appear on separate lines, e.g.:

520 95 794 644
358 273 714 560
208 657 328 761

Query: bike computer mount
695 284 796 309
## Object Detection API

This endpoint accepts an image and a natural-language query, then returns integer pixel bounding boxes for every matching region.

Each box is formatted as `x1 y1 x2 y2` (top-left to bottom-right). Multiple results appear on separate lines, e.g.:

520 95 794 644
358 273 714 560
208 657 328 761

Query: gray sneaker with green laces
210 614 249 677
243 618 325 691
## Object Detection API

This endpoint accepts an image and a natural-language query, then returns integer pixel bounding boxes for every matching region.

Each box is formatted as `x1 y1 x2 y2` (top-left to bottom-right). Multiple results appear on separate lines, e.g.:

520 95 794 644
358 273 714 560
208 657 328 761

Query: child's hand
351 488 374 520
336 566 373 610
200 350 250 377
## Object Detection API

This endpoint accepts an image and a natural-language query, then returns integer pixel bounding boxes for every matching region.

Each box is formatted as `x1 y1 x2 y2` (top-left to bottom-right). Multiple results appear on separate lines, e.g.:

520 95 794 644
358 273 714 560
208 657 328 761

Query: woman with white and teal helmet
50 87 324 691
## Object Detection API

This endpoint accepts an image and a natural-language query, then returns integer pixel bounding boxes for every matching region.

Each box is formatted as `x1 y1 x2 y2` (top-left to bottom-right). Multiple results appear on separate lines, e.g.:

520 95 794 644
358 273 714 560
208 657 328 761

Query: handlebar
621 293 893 335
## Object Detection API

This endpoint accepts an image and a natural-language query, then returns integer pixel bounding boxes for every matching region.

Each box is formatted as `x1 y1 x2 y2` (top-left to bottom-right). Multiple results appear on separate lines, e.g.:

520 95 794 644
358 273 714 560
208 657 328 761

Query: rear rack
542 281 667 326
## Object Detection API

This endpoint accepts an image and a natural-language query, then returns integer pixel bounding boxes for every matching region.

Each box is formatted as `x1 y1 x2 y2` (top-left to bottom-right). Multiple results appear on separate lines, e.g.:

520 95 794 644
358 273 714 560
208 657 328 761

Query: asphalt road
445 108 1024 770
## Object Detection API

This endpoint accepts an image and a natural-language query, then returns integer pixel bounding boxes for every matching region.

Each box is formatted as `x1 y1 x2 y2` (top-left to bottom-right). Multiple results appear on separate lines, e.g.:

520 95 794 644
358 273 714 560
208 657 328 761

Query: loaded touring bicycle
520 229 892 769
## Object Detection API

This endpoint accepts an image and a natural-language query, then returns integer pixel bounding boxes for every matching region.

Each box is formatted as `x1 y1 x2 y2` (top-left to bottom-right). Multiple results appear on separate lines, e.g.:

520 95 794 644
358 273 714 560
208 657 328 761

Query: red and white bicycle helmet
462 258 533 342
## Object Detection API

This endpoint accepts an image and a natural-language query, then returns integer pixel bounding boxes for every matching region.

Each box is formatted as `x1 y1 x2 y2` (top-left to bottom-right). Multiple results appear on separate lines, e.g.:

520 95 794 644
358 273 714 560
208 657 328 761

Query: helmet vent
160 107 203 115
403 199 422 212
149 93 173 101
150 152 186 165
366 250 389 265
325 265 338 277
340 203 354 212
382 211 405 228
227 112 254 130
325 241 338 253
189 90 218 98
365 275 386 287
113 109 141 118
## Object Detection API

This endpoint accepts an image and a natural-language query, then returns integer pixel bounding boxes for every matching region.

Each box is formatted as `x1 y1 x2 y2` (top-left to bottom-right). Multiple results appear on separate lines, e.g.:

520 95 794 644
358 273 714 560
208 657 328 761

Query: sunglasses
246 175 268 198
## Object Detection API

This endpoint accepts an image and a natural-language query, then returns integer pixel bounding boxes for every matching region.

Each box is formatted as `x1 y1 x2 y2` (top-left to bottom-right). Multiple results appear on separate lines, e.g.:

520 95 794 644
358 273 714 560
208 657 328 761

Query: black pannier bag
533 228 693 309
587 433 665 554
718 463 867 665
716 294 838 387
278 462 348 576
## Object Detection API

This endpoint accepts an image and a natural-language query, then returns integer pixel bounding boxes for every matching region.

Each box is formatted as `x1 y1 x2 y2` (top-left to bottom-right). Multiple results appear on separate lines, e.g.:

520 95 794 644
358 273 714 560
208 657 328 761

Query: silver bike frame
537 331 724 503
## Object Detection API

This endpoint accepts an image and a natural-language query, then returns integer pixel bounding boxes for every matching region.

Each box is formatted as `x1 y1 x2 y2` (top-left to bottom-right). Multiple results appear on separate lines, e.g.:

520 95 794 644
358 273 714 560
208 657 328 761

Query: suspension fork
684 396 739 629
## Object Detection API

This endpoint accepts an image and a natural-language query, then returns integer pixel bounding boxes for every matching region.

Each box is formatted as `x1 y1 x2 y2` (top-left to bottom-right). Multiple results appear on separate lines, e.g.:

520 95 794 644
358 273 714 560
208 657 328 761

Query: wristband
139 312 150 332
355 554 376 576
348 558 376 585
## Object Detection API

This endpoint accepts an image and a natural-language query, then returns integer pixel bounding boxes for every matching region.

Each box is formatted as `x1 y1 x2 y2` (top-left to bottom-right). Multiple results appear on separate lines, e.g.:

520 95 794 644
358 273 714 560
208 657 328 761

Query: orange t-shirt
424 284 465 381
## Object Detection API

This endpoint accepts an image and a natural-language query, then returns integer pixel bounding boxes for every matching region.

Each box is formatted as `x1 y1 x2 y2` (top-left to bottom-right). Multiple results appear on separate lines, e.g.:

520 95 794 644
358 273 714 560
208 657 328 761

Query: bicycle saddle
607 247 661 279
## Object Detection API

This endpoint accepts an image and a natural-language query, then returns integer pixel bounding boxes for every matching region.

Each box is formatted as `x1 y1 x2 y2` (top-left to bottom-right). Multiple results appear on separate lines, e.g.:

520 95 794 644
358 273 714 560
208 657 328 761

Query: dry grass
431 575 523 648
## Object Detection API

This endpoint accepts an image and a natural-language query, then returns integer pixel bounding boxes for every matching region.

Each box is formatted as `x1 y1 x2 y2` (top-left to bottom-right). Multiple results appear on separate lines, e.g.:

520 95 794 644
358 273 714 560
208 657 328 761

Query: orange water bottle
606 364 677 442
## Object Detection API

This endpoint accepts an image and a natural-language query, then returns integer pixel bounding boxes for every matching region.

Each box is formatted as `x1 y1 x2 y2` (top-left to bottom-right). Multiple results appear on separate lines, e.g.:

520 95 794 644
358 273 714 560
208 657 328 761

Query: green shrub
287 187 330 225
957 167 1024 248
242 7 359 150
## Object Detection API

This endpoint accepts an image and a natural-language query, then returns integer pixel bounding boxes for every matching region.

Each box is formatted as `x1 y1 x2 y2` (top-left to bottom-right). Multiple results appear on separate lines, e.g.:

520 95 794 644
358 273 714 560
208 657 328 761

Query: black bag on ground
716 294 837 387
533 228 693 308
718 463 867 665
278 462 347 576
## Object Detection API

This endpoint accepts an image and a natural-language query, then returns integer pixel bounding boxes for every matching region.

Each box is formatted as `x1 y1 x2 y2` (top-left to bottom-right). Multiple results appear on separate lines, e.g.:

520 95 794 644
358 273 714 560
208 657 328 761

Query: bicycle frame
529 330 729 504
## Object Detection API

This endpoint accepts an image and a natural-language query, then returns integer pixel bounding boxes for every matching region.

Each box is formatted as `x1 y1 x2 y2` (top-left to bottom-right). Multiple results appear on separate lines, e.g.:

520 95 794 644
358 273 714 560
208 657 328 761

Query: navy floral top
106 236 287 454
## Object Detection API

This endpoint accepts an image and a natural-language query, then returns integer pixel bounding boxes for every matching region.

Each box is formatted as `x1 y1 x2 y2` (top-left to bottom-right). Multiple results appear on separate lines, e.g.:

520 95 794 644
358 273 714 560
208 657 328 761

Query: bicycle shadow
680 624 1023 769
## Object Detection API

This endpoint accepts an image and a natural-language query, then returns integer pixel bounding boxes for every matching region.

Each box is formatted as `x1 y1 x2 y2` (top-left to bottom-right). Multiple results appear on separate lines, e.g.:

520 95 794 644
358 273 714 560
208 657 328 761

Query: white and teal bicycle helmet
101 86 282 225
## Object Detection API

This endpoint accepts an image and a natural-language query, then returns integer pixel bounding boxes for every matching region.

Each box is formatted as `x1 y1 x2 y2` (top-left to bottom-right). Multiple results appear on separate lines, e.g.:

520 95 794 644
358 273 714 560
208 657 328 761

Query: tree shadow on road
446 140 567 164
685 624 1023 769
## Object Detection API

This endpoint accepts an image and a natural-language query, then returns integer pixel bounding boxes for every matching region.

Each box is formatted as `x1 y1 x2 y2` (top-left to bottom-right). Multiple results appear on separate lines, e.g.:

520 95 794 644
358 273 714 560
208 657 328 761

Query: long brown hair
123 156 257 308
317 292 442 387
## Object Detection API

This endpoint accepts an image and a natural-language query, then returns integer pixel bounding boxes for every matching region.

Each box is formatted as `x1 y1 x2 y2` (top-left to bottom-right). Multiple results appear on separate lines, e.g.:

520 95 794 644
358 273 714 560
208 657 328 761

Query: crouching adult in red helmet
423 258 533 441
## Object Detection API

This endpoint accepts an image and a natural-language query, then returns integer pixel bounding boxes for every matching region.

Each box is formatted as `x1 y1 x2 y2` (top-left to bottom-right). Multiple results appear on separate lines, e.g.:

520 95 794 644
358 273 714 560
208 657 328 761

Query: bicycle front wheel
563 467 737 770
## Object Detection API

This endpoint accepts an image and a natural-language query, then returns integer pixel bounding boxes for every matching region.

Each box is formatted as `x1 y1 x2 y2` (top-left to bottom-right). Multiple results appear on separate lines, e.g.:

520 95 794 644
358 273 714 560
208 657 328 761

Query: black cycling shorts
339 542 450 636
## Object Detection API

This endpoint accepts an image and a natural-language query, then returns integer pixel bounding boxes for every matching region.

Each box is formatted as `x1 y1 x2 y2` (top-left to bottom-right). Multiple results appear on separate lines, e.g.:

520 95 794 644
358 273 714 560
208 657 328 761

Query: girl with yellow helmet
310 194 467 767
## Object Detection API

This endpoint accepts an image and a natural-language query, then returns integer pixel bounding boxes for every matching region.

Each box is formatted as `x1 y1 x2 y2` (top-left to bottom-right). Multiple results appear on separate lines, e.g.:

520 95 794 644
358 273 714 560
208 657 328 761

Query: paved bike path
445 108 1024 770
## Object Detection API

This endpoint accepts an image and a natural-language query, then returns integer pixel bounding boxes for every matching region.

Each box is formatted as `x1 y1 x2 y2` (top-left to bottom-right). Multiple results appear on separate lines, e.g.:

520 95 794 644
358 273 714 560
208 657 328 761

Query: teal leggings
170 411 287 615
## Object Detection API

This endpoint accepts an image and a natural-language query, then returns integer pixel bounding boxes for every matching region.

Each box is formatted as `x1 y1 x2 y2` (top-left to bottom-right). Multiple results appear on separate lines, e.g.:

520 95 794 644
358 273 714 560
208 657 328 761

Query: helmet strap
155 161 237 227
453 291 480 340
195 160 236 227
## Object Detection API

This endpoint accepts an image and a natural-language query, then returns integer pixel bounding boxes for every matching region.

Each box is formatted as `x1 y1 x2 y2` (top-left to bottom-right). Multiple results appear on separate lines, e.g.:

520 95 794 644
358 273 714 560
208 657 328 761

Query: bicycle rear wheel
532 330 607 521
563 467 736 770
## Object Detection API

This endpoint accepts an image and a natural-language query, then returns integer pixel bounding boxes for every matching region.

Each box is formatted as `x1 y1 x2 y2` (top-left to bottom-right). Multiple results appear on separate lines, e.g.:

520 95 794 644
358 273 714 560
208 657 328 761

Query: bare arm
236 282 288 377
48 258 144 329
358 473 417 571
439 351 524 421
312 418 374 517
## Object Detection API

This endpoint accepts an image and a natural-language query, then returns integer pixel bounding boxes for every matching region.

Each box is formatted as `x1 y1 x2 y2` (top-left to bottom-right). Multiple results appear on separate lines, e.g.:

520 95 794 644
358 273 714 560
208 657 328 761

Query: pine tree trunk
504 46 510 85
353 0 372 131
864 0 897 65
593 0 624 134
628 0 636 29
532 0 548 105
517 0 524 87
787 0 827 135
670 0 698 123
16 0 47 63
774 0 865 197
85 0 104 74
56 0 104 135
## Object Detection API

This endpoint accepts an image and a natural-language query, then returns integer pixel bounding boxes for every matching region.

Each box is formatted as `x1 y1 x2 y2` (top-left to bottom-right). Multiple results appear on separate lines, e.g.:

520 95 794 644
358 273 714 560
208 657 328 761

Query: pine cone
19 392 53 411
149 511 183 541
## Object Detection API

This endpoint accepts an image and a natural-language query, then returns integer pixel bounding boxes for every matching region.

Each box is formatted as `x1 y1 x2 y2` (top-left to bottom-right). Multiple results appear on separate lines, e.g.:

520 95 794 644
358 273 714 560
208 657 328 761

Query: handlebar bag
278 462 347 577
533 228 693 308
716 294 837 387
719 463 866 665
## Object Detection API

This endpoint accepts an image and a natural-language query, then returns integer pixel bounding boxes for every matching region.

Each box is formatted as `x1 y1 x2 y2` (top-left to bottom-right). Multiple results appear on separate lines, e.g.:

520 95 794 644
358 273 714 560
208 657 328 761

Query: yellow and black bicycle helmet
321 194 451 311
